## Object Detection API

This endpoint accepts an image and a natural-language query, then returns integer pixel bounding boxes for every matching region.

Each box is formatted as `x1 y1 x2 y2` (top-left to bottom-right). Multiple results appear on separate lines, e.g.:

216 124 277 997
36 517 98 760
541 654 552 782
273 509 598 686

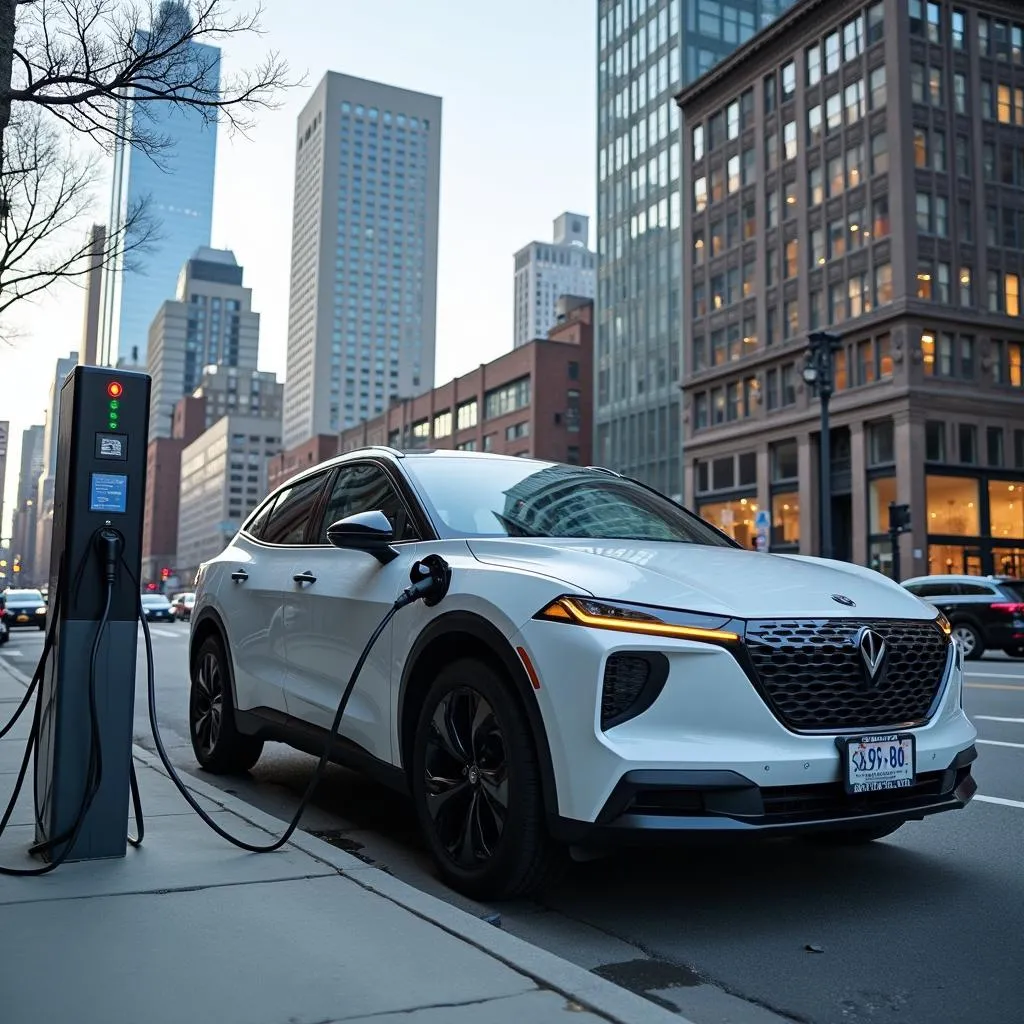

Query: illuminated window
771 493 800 547
698 498 759 548
1006 273 1020 316
914 129 928 168
998 84 1012 124
990 481 1024 538
922 331 936 374
926 476 981 534
869 477 897 533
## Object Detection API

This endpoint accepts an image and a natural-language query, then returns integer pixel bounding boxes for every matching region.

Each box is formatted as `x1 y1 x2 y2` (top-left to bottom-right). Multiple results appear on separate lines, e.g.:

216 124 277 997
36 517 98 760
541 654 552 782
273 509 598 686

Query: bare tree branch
8 0 298 156
0 106 156 326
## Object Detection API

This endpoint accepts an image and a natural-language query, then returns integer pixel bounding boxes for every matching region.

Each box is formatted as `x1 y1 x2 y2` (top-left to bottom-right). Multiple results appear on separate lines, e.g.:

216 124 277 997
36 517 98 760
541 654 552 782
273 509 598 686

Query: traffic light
160 567 171 580
888 502 911 534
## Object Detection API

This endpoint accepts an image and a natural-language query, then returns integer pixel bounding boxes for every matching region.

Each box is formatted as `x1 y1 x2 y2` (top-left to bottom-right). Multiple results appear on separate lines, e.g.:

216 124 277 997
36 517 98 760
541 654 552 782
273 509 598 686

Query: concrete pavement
0 655 686 1024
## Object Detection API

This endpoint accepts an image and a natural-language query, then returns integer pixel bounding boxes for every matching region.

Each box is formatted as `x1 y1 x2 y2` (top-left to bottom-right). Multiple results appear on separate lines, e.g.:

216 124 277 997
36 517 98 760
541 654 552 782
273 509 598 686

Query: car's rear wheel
801 821 905 845
410 658 562 901
189 634 263 774
951 622 984 660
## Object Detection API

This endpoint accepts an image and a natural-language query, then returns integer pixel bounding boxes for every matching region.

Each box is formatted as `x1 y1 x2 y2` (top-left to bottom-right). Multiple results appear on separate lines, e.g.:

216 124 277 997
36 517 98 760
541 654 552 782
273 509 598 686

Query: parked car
1 588 47 631
188 449 977 900
902 574 1024 659
173 592 196 622
140 593 175 623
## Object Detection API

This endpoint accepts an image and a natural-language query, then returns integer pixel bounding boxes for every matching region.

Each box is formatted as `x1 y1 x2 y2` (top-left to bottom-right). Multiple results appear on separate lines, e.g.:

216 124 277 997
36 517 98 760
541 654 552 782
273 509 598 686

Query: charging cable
137 552 452 853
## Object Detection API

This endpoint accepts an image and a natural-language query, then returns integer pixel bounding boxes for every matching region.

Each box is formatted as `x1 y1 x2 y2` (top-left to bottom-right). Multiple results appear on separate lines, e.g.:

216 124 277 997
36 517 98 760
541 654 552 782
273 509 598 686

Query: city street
2 624 1023 1024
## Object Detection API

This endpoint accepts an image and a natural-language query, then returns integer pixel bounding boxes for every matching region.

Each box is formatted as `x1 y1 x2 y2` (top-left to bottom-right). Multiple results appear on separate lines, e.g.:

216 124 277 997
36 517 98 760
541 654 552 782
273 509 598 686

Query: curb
2 654 686 1023
131 746 688 1024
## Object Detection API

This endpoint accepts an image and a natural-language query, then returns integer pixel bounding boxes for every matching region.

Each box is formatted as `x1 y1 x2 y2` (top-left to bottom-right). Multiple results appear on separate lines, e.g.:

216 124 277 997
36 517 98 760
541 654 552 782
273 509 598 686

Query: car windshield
404 457 735 545
141 594 170 606
4 590 43 603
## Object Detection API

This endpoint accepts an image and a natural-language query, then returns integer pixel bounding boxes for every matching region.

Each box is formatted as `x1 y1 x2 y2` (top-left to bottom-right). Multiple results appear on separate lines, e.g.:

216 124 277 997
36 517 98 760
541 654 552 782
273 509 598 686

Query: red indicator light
107 381 123 398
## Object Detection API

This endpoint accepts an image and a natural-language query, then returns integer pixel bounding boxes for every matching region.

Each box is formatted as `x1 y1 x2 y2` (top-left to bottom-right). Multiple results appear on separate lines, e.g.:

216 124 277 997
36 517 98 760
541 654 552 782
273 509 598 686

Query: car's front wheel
189 634 263 774
800 820 905 845
410 658 562 901
951 622 984 660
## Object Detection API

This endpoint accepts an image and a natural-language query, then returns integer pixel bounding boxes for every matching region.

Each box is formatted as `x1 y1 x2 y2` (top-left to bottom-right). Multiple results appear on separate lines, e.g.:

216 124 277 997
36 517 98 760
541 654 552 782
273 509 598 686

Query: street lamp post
802 331 843 560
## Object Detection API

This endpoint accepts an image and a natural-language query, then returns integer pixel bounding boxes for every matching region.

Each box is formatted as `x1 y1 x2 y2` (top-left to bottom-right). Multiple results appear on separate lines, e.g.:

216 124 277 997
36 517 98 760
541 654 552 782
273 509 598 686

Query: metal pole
820 388 831 560
890 526 902 582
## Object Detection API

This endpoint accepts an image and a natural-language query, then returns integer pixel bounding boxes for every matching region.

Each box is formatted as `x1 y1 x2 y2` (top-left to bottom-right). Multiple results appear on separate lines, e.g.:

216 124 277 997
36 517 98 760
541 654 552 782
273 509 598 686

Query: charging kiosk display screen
89 473 128 514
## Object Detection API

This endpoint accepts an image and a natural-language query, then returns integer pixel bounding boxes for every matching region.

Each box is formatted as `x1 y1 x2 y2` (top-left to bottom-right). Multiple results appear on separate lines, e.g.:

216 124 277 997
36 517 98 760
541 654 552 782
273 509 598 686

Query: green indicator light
109 400 119 410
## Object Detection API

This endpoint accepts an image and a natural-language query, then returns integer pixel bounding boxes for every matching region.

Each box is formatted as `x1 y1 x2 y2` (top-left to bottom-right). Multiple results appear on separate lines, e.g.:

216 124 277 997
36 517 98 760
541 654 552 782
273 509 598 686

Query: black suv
903 574 1024 660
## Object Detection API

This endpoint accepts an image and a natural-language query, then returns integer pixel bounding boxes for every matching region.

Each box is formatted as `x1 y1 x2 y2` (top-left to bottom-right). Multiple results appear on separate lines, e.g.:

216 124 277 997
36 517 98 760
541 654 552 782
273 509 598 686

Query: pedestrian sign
754 509 771 530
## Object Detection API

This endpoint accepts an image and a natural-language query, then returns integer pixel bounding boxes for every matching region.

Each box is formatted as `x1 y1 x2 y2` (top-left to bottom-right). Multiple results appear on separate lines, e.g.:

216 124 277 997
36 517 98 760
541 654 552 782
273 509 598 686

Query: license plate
16 615 28 623
843 734 915 793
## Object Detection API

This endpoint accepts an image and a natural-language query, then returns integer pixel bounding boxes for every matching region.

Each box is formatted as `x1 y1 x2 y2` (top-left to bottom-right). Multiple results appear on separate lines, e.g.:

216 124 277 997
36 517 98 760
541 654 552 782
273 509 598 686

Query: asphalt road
2 623 1022 1024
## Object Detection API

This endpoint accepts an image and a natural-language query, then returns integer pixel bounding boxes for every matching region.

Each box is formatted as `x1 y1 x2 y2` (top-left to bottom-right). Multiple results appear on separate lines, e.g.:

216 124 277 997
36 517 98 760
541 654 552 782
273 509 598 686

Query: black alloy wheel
411 658 562 901
951 621 984 660
188 634 263 774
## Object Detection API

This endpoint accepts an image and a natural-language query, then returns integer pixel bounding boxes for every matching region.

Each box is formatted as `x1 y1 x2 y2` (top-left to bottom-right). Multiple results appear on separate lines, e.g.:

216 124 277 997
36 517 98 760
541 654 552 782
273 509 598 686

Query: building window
988 427 1005 468
867 3 884 45
875 263 893 304
871 131 888 174
952 9 966 50
870 66 886 110
783 120 797 161
782 60 796 97
959 424 978 465
432 410 452 439
925 421 946 462
916 192 931 232
922 330 937 375
484 376 530 419
960 266 973 306
693 124 705 161
806 43 821 86
929 66 943 107
956 135 970 177
825 31 841 74
869 419 895 466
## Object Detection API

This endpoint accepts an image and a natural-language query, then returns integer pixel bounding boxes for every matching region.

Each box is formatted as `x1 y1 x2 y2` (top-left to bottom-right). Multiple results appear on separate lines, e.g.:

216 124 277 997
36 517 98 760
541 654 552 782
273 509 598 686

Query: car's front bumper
513 615 978 831
5 612 45 627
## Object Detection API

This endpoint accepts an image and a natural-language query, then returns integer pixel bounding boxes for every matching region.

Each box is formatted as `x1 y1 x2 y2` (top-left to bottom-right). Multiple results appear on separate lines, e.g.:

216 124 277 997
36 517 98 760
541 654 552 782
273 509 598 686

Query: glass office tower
595 0 795 500
98 2 220 368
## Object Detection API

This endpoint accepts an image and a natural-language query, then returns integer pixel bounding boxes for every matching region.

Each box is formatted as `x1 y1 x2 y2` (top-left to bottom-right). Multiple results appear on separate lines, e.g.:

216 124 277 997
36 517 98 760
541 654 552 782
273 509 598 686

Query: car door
282 460 423 763
219 472 331 716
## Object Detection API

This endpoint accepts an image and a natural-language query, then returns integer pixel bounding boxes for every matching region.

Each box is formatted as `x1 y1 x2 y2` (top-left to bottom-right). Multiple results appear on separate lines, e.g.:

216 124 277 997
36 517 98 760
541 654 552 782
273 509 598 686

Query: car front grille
743 618 951 732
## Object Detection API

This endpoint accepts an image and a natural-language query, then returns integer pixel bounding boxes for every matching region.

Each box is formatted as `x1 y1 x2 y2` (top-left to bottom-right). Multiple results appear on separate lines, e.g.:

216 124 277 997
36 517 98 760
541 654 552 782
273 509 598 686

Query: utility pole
802 331 843 560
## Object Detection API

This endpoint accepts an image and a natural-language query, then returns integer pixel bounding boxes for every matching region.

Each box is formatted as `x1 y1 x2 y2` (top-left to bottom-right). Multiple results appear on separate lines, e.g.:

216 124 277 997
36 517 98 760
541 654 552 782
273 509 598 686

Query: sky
0 0 596 538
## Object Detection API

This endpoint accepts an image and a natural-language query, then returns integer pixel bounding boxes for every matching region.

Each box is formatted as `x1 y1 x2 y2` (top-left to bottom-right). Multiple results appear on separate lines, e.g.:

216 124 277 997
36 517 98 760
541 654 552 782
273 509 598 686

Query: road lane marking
977 739 1024 750
975 795 1024 810
0 650 22 656
966 682 1024 691
147 628 184 639
975 715 1024 724
964 670 1024 678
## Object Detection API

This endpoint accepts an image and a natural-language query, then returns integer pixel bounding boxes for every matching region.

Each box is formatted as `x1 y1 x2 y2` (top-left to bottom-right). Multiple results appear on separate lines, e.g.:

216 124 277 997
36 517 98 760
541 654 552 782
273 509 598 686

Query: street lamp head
802 364 818 385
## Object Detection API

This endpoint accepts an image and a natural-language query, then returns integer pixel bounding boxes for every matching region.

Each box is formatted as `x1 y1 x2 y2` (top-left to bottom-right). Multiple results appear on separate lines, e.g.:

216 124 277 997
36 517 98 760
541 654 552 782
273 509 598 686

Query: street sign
754 509 771 530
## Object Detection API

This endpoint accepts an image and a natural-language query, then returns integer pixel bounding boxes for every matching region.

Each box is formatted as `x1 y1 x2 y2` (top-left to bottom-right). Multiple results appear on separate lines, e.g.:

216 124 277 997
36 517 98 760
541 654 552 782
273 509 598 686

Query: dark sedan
1 588 47 631
140 593 176 622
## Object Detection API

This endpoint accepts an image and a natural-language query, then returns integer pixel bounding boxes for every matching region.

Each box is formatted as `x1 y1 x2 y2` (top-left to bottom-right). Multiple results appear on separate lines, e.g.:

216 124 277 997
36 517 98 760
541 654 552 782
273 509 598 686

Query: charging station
33 366 151 862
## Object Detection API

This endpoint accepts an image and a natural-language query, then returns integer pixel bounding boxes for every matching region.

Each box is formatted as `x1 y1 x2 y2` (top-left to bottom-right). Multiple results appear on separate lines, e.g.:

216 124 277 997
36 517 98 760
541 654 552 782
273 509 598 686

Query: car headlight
935 611 952 637
35 607 46 615
534 596 739 644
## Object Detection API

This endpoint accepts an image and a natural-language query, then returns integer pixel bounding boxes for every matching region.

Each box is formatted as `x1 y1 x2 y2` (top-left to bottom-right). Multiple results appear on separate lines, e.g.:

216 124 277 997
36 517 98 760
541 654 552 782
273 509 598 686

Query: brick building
338 297 594 465
678 0 1024 578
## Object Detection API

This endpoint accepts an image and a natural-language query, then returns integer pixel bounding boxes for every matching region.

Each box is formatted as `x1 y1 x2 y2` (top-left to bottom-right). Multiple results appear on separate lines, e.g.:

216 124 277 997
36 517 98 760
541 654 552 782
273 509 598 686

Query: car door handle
293 571 317 585
230 569 249 582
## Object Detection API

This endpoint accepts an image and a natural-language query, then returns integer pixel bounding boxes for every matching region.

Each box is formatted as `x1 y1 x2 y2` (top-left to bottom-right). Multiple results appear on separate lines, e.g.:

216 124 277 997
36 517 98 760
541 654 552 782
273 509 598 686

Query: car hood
466 539 934 620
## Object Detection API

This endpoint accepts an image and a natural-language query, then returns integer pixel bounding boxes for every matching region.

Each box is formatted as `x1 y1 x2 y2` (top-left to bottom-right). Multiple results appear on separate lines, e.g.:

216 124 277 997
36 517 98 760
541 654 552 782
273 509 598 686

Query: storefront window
868 539 895 578
988 480 1024 539
697 497 759 548
926 475 980 534
868 476 896 533
927 544 983 575
993 547 1024 576
771 492 800 546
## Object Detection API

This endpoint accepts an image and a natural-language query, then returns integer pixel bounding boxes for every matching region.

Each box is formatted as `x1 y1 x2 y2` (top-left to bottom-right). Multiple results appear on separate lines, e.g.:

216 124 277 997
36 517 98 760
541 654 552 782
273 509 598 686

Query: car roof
274 446 622 493
903 574 1021 585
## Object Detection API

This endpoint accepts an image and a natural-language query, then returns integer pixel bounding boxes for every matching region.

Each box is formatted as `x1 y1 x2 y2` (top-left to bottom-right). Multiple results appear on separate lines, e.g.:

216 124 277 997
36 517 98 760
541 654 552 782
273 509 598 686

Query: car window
999 581 1024 600
911 582 960 598
243 494 278 539
403 457 734 545
316 463 417 543
261 472 329 545
958 582 997 595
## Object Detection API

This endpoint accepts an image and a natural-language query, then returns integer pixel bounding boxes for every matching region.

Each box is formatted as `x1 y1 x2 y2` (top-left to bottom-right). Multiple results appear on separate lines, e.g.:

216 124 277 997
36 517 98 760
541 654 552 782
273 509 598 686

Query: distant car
140 593 175 622
902 574 1024 659
187 448 977 900
173 592 196 622
1 588 47 631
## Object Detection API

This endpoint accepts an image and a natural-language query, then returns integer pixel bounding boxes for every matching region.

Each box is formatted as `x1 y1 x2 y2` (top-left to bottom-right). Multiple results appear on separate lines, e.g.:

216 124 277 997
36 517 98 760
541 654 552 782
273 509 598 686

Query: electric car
188 448 978 900
1 588 47 631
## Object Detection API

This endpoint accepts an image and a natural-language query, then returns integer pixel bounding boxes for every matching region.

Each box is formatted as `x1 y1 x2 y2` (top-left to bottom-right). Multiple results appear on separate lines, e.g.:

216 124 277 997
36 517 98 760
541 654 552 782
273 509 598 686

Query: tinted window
909 582 960 597
958 582 997 595
404 457 734 545
262 473 329 545
317 463 416 543
998 581 1024 600
243 494 277 539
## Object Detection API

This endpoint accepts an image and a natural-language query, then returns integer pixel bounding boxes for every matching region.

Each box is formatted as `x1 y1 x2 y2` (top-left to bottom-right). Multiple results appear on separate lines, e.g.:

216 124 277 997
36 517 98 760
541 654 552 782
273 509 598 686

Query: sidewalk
0 655 686 1024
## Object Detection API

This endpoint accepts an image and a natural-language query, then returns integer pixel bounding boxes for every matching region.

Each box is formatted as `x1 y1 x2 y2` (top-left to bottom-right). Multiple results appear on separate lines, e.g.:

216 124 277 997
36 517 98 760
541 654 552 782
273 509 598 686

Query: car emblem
832 594 856 607
856 627 887 686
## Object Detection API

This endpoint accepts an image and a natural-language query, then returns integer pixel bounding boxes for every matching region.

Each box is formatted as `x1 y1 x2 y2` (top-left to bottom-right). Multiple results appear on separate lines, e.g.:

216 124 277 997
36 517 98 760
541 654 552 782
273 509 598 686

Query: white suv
188 448 978 899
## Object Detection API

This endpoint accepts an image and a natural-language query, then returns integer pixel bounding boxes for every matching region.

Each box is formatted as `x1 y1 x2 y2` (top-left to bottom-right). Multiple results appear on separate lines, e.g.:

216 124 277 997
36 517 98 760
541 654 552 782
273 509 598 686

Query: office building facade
0 420 7 548
678 0 1024 578
513 213 596 348
9 424 44 582
595 0 795 498
176 414 282 582
146 248 260 440
98 1 219 368
282 72 442 449
80 224 106 365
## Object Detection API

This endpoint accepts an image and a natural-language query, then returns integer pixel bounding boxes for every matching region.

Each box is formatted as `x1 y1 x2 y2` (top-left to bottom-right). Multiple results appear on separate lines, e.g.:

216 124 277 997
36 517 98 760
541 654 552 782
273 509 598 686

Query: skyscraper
146 247 260 440
513 213 596 348
282 72 442 450
97 1 220 368
10 424 44 582
595 0 795 499
80 224 106 365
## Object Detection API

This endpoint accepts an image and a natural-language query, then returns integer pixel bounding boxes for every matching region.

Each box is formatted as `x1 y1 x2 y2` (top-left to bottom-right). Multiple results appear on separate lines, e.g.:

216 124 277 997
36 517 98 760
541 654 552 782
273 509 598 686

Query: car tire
951 622 984 660
801 821 905 845
0 629 7 646
189 634 263 775
410 658 563 901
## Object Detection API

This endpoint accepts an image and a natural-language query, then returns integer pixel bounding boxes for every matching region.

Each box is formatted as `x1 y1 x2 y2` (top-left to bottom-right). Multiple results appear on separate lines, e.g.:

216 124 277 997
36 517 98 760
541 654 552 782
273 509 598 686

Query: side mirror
326 510 399 565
